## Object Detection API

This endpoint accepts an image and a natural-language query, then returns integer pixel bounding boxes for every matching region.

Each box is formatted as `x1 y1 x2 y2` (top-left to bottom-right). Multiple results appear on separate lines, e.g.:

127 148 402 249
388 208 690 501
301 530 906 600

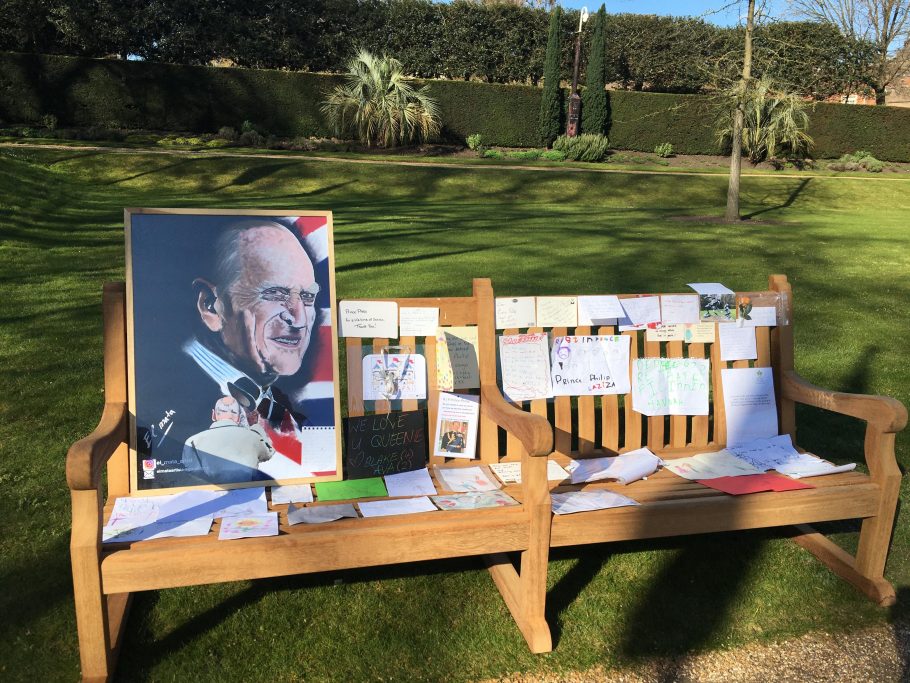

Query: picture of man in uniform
181 396 275 484
130 213 339 490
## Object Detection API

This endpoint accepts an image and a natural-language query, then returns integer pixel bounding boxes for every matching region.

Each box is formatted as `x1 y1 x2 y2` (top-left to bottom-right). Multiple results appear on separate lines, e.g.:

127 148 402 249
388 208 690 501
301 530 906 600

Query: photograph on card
127 210 342 492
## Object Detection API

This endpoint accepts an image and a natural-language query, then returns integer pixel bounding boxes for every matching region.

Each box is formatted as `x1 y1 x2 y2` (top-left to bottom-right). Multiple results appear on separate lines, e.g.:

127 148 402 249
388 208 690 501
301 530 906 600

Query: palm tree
717 75 813 163
321 50 440 148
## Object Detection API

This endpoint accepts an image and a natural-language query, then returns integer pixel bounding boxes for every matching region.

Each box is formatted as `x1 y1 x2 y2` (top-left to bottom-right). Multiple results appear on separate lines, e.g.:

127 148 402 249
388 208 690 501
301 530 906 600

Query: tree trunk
875 85 887 105
724 0 755 223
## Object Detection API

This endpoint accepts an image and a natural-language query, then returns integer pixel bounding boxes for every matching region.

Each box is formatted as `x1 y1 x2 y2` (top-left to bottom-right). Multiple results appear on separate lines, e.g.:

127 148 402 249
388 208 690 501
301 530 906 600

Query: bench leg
72 489 132 682
791 524 896 606
485 548 552 653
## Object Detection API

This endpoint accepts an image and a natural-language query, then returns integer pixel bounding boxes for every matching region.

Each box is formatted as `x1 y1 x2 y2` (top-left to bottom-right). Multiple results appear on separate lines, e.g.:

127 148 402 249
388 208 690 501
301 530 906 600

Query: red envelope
696 473 814 495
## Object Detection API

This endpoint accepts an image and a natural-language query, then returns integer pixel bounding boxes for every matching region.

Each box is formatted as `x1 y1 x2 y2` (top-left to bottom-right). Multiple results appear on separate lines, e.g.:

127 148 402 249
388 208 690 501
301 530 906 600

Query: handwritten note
345 410 427 479
499 333 552 402
434 329 454 391
567 447 660 485
718 324 757 361
433 393 480 459
550 335 631 396
399 307 439 336
632 358 710 416
663 450 763 480
339 301 398 338
495 297 537 329
489 460 570 484
646 324 685 342
620 296 661 326
551 490 640 515
444 327 480 389
536 296 578 327
660 294 700 324
721 367 778 446
683 322 716 343
577 295 625 325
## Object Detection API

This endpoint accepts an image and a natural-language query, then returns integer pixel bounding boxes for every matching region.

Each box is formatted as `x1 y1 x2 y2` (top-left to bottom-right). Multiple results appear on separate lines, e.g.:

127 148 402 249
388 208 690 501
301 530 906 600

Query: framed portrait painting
126 209 342 492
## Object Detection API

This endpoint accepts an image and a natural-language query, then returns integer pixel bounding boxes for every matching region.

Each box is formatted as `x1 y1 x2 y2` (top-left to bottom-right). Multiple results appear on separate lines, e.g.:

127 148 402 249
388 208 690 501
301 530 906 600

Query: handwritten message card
499 333 552 402
550 335 631 396
646 324 685 342
620 296 661 327
339 301 398 338
433 393 480 459
444 326 480 389
434 329 454 391
683 322 716 344
536 296 578 327
399 307 439 337
495 296 537 329
721 367 778 446
718 324 757 361
345 410 427 479
577 295 625 326
660 294 700 324
632 358 710 416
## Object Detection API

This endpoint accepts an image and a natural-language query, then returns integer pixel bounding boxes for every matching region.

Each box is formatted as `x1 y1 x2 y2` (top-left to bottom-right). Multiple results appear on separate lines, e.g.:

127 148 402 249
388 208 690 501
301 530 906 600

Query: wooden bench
67 278 553 683
495 274 906 607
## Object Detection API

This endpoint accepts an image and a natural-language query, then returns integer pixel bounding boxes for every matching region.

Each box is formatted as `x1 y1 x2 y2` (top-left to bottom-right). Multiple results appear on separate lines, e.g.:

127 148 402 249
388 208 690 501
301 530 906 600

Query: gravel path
484 620 910 683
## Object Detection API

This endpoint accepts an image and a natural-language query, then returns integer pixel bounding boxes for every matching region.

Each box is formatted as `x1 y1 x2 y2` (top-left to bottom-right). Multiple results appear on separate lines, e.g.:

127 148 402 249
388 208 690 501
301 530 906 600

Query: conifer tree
582 5 607 135
538 6 563 146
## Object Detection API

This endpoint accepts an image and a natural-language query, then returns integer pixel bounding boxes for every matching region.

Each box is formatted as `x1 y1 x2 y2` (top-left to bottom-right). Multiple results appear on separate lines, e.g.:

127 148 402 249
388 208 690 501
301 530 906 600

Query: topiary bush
553 133 610 161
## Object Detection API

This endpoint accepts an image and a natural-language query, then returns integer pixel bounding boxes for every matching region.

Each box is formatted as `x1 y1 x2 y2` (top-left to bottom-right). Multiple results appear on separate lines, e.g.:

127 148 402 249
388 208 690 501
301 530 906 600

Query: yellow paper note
683 322 715 344
435 329 454 391
444 326 480 389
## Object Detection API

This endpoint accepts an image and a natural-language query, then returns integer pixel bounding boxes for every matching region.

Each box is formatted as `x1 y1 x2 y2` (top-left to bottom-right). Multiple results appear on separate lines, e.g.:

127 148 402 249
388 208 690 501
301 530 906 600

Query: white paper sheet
660 295 700 324
721 367 778 446
536 296 578 327
551 490 640 515
619 296 662 326
632 358 710 416
384 468 437 497
719 324 758 361
433 392 480 458
432 491 519 510
499 333 553 402
489 460 570 484
339 300 398 338
433 465 501 492
567 447 660 485
217 512 279 540
577 295 625 325
157 490 222 521
358 497 437 518
740 306 777 327
287 502 358 525
551 335 631 396
362 353 428 400
726 434 856 478
663 450 764 480
444 327 480 389
495 296 537 329
399 307 439 336
270 485 314 505
103 516 214 543
108 496 164 526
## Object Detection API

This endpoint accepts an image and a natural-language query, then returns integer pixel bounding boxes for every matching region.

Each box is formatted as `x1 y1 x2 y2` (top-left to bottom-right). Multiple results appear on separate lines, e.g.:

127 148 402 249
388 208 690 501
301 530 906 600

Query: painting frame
126 208 343 494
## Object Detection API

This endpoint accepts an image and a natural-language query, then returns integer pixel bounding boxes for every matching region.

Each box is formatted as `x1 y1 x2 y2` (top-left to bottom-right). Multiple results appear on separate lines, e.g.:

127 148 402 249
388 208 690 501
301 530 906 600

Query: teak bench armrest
66 401 129 491
782 370 908 434
481 383 553 456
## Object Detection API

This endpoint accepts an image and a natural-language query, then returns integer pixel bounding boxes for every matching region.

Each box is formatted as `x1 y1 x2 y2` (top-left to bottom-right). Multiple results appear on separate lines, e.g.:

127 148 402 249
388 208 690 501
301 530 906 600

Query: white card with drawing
632 358 710 416
550 335 631 396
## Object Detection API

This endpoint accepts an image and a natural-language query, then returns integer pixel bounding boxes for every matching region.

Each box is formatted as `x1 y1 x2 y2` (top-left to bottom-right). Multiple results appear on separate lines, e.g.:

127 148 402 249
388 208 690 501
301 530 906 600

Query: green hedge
3 52 910 160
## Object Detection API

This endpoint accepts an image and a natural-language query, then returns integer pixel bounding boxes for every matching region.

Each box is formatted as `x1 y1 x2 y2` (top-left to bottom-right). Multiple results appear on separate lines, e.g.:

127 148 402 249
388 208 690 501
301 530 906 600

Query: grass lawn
1 146 908 682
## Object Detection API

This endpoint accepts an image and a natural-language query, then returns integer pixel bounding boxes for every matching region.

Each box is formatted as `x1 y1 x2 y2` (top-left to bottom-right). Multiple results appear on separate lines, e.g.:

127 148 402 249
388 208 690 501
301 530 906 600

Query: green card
314 477 388 502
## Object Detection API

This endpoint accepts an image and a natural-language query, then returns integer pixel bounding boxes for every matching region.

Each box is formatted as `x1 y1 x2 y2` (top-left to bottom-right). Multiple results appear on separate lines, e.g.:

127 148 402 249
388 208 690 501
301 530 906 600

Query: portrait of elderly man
129 213 338 490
